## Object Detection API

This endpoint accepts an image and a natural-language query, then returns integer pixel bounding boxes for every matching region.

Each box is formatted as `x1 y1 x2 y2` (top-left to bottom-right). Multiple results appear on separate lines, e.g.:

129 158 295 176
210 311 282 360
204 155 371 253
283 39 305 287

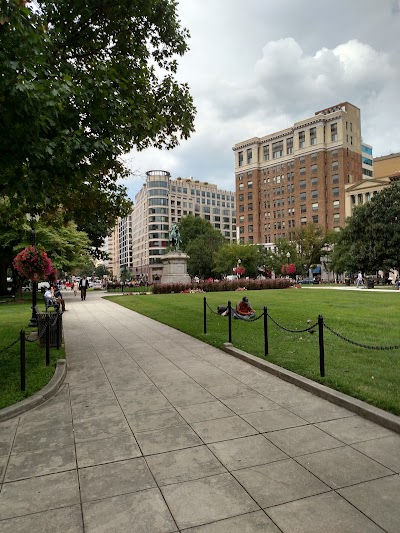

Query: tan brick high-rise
233 102 363 244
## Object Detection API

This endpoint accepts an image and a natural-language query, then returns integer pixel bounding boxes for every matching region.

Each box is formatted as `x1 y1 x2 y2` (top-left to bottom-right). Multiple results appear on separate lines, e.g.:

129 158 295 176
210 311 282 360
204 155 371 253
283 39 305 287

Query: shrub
152 278 291 294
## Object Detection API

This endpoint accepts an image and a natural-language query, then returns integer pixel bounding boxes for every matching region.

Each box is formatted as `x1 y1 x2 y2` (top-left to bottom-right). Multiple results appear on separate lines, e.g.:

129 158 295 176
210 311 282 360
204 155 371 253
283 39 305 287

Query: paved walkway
0 290 399 532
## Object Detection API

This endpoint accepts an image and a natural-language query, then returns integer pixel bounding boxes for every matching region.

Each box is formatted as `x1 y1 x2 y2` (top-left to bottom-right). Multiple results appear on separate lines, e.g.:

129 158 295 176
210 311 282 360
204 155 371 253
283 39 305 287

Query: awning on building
312 266 321 274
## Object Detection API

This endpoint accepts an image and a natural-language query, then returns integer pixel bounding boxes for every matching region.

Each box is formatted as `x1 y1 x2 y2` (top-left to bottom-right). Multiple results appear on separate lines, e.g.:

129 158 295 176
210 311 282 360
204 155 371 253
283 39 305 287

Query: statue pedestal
161 252 191 284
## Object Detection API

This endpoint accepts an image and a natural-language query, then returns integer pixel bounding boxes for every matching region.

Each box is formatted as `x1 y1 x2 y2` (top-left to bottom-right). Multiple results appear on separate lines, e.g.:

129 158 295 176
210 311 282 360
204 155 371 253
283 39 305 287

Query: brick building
233 102 363 244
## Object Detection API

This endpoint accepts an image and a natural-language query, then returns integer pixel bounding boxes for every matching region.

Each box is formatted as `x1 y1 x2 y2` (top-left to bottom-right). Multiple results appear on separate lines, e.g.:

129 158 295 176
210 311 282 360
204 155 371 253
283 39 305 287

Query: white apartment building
116 171 236 282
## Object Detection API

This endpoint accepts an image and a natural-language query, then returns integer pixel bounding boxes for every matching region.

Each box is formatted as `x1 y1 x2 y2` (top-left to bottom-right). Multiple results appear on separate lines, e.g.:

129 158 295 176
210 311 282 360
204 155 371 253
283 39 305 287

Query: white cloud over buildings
124 0 400 200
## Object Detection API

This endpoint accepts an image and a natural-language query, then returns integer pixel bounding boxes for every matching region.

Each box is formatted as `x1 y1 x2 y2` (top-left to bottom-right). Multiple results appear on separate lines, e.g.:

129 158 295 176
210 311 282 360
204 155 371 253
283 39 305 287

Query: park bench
43 296 60 312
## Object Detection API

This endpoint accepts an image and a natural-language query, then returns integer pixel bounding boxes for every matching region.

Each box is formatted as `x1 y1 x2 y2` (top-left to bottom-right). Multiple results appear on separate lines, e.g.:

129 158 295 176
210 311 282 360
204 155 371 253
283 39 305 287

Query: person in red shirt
236 296 256 318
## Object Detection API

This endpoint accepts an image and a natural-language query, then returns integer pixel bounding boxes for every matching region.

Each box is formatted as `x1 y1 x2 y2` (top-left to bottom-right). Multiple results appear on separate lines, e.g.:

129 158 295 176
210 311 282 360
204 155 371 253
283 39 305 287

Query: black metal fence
0 312 62 392
203 297 400 378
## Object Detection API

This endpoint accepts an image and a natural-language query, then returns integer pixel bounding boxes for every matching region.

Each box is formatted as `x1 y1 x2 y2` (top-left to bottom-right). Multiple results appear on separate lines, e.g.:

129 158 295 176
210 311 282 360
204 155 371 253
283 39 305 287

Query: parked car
298 278 318 285
22 281 32 291
38 281 50 292
92 281 103 289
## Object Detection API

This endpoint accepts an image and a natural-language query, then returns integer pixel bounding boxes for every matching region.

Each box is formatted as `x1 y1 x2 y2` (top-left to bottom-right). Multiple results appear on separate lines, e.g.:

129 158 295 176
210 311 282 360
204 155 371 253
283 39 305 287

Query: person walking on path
73 280 79 296
79 275 89 300
356 272 364 288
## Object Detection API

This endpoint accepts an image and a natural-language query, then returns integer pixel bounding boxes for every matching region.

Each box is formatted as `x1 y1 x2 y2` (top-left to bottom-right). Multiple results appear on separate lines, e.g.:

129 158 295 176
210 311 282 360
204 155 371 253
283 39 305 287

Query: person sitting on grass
235 296 256 319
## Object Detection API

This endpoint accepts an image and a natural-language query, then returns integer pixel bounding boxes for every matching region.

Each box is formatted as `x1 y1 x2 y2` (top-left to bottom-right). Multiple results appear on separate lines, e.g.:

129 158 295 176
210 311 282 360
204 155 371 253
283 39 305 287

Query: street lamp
286 251 291 261
26 214 40 327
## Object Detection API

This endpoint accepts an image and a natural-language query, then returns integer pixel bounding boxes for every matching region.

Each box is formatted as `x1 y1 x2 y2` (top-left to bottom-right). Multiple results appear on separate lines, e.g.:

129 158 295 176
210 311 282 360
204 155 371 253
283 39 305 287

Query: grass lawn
0 297 64 410
106 287 400 416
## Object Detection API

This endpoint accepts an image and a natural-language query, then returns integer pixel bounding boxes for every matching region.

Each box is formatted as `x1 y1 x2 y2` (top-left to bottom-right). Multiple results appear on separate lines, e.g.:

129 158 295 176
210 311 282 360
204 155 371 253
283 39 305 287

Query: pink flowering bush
13 246 53 281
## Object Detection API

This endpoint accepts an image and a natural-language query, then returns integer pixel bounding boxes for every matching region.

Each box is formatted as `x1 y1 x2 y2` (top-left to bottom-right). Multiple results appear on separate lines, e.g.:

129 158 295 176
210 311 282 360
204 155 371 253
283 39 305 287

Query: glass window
300 204 306 213
331 123 338 141
299 131 305 148
333 200 340 209
312 215 319 223
299 180 306 189
310 127 317 145
332 174 339 184
311 164 317 173
311 177 318 186
312 202 318 211
263 144 270 161
272 141 283 159
247 148 252 164
311 190 318 199
286 137 293 154
238 151 243 167
333 187 340 197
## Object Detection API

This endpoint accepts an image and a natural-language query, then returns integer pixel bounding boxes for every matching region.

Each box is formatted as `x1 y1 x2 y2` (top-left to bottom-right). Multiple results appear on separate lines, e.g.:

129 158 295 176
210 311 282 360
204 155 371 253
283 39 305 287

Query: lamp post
237 259 241 279
26 214 40 327
286 252 291 279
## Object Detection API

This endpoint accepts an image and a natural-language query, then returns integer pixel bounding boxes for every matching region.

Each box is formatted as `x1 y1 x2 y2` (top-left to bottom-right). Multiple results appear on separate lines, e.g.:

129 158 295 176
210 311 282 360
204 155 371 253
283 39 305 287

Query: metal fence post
228 300 232 344
264 306 268 357
203 297 207 334
56 313 61 350
318 314 325 377
45 314 50 366
20 329 25 391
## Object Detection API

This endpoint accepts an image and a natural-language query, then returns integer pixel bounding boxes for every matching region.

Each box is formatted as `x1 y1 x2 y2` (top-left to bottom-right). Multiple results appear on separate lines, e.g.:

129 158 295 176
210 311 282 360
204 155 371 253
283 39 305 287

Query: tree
213 243 262 279
178 215 225 277
0 1 196 240
293 223 335 276
332 183 400 274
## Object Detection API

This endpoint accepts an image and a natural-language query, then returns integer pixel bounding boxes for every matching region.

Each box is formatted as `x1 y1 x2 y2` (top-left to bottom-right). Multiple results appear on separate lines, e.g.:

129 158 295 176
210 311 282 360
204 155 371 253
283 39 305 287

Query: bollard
203 297 207 334
45 314 50 366
264 306 268 357
318 314 325 377
228 300 232 344
20 329 26 391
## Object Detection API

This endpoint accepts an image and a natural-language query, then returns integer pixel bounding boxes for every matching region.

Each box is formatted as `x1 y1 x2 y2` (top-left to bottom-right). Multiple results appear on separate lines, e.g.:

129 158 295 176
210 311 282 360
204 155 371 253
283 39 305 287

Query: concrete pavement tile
267 491 385 533
233 458 329 508
187 373 240 389
191 416 258 444
146 445 226 486
222 393 278 415
73 413 132 442
0 504 83 532
79 457 156 502
316 416 394 444
82 488 178 533
265 389 318 408
0 455 7 481
0 470 80 520
126 407 185 432
17 410 72 431
352 435 400 473
181 510 281 532
242 408 308 432
0 436 13 457
135 424 202 455
205 383 255 400
71 401 123 421
5 445 76 481
208 434 288 470
12 424 74 454
296 446 393 489
158 384 216 407
176 401 234 423
265 425 344 457
161 473 259 529
286 396 354 423
115 388 171 414
0 419 18 434
338 475 400 533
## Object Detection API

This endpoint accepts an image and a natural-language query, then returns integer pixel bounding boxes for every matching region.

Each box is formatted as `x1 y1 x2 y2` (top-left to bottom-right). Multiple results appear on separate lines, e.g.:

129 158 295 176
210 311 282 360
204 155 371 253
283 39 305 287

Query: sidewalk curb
0 359 67 423
223 343 400 434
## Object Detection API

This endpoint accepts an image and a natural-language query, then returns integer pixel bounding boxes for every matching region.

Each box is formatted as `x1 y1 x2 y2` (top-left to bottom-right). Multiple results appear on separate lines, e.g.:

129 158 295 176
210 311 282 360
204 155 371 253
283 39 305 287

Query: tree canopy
213 243 262 279
0 0 196 241
178 215 226 278
331 183 400 274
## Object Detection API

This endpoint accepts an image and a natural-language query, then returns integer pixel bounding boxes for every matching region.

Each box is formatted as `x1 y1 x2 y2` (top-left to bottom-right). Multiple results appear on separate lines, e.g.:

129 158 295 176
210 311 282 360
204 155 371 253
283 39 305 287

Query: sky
123 0 400 201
